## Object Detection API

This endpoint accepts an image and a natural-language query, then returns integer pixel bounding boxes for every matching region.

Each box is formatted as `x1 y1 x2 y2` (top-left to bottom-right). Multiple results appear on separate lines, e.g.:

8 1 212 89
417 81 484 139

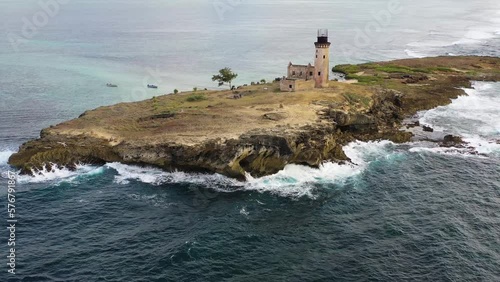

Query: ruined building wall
280 78 315 92
287 64 315 80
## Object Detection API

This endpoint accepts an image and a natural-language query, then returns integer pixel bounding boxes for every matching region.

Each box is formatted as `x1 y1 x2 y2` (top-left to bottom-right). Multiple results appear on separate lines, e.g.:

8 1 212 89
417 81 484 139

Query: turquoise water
1 1 500 281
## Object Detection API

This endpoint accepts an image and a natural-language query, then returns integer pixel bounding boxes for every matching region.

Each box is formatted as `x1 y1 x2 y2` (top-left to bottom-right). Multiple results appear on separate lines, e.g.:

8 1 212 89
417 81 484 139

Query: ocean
1 0 499 281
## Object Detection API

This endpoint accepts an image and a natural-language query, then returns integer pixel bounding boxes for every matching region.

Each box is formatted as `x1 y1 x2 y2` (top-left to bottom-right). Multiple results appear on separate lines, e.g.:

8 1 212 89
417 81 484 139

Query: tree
212 67 238 89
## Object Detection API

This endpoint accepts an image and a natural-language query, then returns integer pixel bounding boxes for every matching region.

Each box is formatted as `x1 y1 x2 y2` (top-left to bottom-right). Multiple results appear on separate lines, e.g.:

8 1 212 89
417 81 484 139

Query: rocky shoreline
8 56 500 179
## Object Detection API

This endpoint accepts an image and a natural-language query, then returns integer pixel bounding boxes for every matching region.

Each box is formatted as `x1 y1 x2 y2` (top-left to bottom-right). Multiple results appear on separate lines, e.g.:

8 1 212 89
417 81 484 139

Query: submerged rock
440 135 466 148
422 125 434 132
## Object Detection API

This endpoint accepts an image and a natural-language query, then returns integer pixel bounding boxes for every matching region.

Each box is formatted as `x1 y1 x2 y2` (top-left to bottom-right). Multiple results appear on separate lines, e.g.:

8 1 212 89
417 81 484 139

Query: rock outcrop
440 135 466 148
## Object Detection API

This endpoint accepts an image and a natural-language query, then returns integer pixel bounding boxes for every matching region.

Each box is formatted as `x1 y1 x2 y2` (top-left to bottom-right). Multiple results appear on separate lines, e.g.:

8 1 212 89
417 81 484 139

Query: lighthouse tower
314 29 331 88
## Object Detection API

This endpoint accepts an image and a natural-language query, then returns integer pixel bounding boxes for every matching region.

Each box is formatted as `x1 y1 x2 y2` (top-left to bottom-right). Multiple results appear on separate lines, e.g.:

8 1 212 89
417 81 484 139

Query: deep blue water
6 142 500 281
1 1 500 281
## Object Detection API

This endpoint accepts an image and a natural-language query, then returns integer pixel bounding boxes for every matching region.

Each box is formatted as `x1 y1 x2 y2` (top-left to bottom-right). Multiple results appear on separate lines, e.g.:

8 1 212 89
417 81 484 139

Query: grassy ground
51 78 378 146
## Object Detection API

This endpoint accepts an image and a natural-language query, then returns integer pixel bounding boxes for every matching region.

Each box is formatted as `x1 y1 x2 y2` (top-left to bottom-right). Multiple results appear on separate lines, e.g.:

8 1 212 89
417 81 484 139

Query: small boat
147 84 158 89
106 83 118 88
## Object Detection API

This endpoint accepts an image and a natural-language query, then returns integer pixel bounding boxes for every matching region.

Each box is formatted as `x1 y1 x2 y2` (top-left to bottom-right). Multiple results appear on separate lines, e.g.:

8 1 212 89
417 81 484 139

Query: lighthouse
279 29 332 92
314 29 331 88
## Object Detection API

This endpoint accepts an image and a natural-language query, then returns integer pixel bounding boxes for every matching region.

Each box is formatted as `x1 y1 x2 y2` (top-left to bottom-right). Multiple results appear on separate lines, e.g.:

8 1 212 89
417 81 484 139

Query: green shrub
173 89 179 94
346 74 384 85
332 64 361 75
372 65 431 74
186 94 206 102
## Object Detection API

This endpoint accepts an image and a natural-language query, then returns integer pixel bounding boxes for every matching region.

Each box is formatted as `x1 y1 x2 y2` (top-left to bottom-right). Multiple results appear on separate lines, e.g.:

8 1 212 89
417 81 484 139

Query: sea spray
105 162 240 188
16 164 104 184
0 150 16 166
104 140 398 198
419 81 500 155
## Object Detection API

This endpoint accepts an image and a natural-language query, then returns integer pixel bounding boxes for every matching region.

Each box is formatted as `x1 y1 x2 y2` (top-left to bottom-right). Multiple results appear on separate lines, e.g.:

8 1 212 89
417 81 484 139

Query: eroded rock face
9 124 351 180
8 134 122 175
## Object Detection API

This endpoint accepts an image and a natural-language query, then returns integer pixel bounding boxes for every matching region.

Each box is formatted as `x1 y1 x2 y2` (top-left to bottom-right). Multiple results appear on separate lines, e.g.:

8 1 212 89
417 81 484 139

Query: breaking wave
104 162 239 187
8 140 397 198
0 150 15 166
417 81 500 156
103 140 398 198
16 163 105 184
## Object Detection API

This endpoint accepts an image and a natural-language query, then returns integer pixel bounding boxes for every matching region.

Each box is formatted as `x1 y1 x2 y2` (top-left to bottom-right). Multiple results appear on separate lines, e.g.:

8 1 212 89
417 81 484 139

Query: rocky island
9 56 500 179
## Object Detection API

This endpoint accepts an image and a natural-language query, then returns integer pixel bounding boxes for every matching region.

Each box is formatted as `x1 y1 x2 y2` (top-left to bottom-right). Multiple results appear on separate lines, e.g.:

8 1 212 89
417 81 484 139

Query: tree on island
212 67 238 89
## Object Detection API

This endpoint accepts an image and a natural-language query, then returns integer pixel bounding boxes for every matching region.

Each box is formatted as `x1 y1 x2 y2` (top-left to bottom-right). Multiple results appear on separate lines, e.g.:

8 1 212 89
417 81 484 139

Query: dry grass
51 81 370 146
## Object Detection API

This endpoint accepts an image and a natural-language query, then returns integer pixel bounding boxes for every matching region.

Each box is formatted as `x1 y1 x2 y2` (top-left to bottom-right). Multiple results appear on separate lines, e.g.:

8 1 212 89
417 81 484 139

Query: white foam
453 28 499 45
245 164 355 198
405 49 427 58
17 164 104 184
240 207 249 216
106 163 165 185
0 150 15 166
408 144 484 158
104 140 396 198
418 81 500 156
105 162 240 187
462 136 500 156
239 140 396 198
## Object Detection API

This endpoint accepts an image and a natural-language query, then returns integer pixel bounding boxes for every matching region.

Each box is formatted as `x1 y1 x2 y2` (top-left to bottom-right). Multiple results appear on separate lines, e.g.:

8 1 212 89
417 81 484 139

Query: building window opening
289 85 293 89
310 72 313 76
318 72 321 76
323 55 326 59
292 71 296 75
